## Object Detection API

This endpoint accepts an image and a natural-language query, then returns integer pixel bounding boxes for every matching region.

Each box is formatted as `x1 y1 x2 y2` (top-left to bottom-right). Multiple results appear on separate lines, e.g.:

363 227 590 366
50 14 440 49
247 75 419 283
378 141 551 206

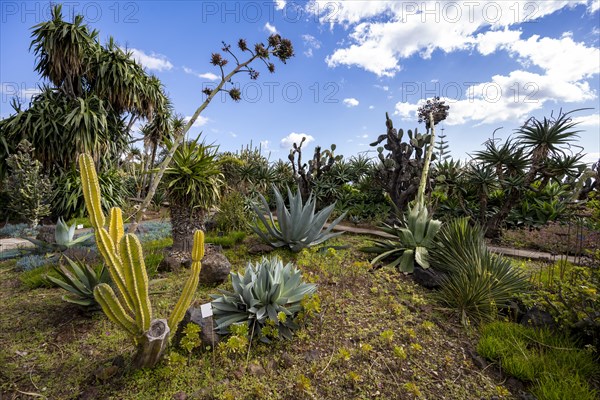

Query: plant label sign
201 302 213 318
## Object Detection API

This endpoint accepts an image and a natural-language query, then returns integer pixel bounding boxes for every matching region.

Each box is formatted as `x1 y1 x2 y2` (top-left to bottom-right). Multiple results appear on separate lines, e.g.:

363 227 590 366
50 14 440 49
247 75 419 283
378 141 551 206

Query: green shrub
205 231 246 248
214 191 251 233
431 218 527 325
0 223 38 239
211 256 317 342
15 255 54 272
4 140 53 227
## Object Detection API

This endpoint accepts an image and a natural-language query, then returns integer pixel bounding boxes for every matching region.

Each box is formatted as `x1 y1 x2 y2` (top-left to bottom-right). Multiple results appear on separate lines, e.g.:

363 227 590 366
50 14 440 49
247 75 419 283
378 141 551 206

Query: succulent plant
79 153 204 368
55 216 93 247
251 186 346 252
46 256 110 309
362 204 442 272
210 256 317 342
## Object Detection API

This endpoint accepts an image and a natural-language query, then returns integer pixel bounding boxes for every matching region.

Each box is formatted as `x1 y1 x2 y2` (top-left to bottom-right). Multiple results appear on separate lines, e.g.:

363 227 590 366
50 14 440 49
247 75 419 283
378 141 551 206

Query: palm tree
0 5 169 207
163 136 223 253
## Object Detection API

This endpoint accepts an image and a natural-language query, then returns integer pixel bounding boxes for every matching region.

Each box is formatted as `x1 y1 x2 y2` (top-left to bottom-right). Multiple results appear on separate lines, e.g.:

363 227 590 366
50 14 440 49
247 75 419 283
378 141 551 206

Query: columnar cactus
79 154 204 368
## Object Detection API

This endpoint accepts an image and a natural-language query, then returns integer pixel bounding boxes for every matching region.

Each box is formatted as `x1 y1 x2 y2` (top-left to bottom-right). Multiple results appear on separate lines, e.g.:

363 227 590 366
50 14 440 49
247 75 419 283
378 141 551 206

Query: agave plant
55 217 93 247
210 256 316 342
362 204 442 273
46 256 110 309
251 186 346 252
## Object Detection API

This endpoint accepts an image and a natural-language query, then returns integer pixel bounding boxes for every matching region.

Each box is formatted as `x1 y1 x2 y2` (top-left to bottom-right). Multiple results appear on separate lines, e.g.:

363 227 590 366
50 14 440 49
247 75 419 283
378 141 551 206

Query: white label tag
200 302 213 318
76 224 84 229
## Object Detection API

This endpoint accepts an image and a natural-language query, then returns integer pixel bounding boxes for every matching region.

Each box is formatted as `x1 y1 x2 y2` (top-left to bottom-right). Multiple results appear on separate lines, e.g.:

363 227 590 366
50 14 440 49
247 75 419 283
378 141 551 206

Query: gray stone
199 245 231 285
174 307 221 349
413 266 447 289
521 306 556 329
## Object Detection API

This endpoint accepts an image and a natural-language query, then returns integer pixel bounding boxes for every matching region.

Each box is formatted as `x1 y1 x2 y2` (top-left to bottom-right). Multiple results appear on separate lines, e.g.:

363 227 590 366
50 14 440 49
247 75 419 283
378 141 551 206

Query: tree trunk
169 202 206 254
132 319 170 369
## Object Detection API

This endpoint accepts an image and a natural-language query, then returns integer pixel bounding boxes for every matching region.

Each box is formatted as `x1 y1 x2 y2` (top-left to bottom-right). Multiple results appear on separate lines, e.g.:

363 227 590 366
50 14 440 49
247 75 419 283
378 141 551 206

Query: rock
36 225 56 244
172 391 187 400
158 250 191 272
265 359 277 373
412 266 446 289
279 352 294 368
304 349 319 362
244 237 274 255
173 307 221 349
248 362 266 377
199 245 231 285
521 306 555 329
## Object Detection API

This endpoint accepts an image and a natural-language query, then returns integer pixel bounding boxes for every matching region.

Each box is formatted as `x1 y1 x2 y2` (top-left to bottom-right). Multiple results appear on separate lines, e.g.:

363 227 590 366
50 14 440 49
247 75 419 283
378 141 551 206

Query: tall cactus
78 154 204 368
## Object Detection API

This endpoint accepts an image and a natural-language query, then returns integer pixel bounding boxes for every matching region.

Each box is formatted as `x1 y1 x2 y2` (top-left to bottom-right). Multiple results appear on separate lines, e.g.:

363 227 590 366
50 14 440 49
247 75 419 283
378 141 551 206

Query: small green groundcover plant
211 255 317 342
477 321 598 400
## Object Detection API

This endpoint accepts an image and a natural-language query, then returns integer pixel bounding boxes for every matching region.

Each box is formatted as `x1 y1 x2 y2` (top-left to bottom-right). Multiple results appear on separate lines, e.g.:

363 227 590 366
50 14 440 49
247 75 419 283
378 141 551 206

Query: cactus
78 154 204 368
370 113 431 215
288 137 343 203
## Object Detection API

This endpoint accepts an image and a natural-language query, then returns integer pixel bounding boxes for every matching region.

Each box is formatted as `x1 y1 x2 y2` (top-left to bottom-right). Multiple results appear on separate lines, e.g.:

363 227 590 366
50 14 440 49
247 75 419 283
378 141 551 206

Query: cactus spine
78 154 204 367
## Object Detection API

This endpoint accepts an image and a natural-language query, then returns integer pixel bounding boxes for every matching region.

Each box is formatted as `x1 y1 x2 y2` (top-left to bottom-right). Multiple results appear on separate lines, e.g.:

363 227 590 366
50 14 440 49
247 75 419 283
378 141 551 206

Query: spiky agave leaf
210 256 316 341
252 185 347 252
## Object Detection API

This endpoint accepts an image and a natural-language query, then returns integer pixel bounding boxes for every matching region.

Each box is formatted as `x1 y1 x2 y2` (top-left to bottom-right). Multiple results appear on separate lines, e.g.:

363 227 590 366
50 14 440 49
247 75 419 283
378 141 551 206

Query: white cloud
369 105 375 109
343 97 359 107
183 67 219 81
310 1 589 77
280 132 314 148
127 48 173 71
264 22 277 34
275 0 286 10
582 152 600 165
509 35 600 81
184 115 209 128
374 84 389 91
589 0 599 13
572 113 600 127
302 34 322 57
474 29 522 55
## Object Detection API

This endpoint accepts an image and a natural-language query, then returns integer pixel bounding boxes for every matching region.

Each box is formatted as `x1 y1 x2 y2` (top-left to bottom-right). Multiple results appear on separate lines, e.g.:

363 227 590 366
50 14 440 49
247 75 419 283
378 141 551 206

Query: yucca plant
210 256 316 342
46 256 110 309
251 186 346 252
431 218 527 326
362 204 442 272
79 153 204 368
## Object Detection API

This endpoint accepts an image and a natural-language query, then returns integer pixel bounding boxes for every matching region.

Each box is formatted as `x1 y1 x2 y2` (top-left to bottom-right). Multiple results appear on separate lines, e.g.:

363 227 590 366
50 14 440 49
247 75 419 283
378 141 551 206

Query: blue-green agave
210 256 317 342
251 186 346 252
55 217 93 247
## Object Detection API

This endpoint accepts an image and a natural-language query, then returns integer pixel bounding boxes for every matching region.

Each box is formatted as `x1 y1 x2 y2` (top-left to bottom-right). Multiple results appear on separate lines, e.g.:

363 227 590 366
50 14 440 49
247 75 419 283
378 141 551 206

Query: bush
0 223 39 239
432 218 527 325
214 191 251 233
15 255 54 272
4 140 53 227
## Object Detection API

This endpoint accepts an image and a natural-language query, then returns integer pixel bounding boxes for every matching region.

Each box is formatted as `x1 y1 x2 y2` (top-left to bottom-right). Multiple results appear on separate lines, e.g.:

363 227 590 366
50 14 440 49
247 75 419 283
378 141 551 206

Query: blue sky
1 1 599 164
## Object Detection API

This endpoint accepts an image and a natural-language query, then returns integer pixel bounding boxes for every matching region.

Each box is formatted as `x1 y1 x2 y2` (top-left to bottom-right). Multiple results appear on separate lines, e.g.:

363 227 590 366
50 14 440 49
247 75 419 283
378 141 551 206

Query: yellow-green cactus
78 154 203 350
